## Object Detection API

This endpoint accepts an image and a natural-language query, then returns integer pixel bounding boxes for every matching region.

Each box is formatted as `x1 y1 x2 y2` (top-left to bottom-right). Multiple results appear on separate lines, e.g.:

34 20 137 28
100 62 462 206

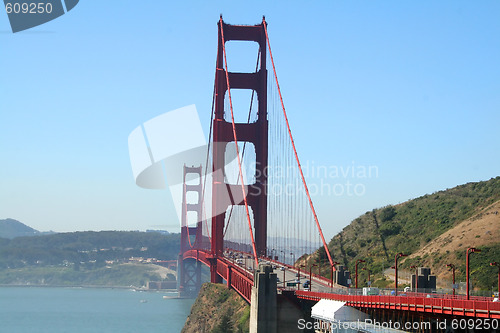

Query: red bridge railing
295 290 500 319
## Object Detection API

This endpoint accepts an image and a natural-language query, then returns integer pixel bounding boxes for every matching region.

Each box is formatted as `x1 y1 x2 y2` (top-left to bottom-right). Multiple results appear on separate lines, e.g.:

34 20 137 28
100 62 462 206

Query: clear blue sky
1 1 499 238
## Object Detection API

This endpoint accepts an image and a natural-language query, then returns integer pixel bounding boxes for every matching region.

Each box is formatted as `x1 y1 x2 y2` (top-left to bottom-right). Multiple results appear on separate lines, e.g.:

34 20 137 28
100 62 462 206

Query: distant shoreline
0 284 135 289
0 284 179 292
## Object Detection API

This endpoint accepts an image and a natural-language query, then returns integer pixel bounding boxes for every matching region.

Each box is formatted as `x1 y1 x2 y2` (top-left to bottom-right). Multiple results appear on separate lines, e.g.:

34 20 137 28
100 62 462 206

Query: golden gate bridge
176 16 499 331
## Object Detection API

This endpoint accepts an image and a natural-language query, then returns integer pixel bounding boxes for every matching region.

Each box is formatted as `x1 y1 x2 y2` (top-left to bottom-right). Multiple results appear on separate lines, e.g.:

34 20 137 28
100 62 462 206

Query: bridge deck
183 249 500 319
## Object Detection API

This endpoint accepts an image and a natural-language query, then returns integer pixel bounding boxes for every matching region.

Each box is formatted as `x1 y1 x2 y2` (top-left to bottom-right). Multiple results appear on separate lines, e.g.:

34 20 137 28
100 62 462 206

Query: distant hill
0 230 181 268
0 230 181 287
0 218 40 239
303 177 500 291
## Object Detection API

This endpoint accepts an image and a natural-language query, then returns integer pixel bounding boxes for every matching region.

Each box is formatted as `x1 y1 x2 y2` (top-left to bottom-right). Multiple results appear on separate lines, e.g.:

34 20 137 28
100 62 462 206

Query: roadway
224 250 338 293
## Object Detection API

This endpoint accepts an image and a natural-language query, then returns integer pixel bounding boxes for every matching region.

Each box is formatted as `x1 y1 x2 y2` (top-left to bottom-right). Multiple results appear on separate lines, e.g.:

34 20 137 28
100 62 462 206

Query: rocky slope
182 283 249 333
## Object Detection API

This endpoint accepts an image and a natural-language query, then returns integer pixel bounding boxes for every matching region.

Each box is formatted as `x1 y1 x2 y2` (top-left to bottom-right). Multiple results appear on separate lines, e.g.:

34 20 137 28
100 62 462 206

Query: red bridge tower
211 18 269 282
179 165 202 295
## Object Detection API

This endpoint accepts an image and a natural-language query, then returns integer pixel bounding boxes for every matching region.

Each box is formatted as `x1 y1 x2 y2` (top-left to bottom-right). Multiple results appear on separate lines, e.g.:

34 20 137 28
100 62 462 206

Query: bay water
0 287 194 332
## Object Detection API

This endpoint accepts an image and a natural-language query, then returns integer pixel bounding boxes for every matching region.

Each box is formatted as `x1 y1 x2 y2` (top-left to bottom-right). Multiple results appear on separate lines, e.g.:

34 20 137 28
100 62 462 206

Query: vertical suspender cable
200 54 218 247
263 19 334 268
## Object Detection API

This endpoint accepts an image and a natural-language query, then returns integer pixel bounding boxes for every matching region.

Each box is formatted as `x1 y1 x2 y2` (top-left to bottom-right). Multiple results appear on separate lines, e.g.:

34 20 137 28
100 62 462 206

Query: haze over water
0 287 193 333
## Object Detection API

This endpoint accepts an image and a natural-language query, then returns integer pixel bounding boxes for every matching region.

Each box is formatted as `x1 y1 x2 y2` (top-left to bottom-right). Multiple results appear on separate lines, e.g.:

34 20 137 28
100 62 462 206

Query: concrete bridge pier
250 264 277 333
250 264 314 333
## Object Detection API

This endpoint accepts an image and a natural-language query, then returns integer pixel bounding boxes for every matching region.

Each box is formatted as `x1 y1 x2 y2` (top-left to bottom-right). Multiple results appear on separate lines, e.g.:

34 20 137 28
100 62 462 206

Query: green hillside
304 177 500 291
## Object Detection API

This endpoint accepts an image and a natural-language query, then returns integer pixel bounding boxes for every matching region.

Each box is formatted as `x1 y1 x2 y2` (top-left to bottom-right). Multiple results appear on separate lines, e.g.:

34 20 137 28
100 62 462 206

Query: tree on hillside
212 312 235 333
379 206 396 222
